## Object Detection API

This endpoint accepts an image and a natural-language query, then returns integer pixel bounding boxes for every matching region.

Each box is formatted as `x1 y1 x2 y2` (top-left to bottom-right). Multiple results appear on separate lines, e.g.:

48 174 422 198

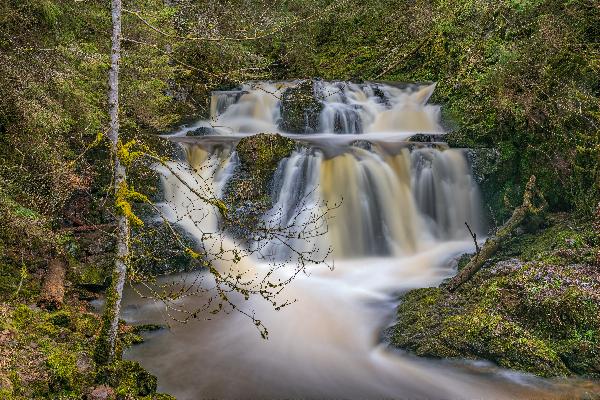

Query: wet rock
222 133 296 237
372 85 390 107
406 133 447 143
186 126 219 136
279 80 323 133
332 105 363 134
465 148 500 185
351 140 372 151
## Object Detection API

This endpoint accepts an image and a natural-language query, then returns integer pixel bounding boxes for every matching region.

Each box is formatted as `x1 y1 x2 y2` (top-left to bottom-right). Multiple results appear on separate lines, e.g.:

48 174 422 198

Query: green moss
279 80 323 133
223 133 297 236
394 213 600 378
73 262 111 292
0 301 169 399
94 274 121 366
11 304 34 330
497 213 598 265
263 0 600 216
48 310 71 328
235 133 297 178
45 345 79 391
96 360 157 397
393 244 599 378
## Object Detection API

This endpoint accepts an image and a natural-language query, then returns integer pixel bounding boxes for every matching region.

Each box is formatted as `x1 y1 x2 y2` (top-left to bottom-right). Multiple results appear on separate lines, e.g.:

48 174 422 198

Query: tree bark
446 175 547 292
95 0 129 365
38 258 66 310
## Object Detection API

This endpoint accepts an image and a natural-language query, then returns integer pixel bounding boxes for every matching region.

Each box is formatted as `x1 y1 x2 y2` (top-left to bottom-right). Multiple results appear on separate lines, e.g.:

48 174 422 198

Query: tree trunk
95 0 129 365
38 258 66 310
446 175 546 292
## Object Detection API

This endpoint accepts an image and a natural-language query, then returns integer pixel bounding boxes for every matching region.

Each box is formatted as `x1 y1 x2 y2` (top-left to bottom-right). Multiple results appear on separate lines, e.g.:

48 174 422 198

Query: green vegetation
262 0 599 220
0 303 172 399
392 214 600 377
279 80 324 133
0 0 598 395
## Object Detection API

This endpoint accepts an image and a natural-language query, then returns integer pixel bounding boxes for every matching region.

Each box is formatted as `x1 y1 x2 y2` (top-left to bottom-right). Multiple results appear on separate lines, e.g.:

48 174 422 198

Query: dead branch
446 175 547 292
59 223 116 233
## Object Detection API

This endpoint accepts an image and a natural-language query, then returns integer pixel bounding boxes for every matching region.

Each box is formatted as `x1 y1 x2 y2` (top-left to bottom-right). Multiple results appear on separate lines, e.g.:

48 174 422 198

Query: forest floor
0 258 173 400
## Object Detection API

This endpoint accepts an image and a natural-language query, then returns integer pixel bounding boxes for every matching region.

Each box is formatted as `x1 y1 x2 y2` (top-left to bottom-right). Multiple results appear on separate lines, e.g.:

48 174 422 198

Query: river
123 81 598 399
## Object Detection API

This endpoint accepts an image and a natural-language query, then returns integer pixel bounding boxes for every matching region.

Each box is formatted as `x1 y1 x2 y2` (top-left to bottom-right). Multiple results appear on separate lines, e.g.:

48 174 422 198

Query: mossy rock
0 304 104 398
392 217 600 379
223 133 296 237
96 360 157 397
392 263 600 377
497 213 598 265
279 80 323 134
130 221 198 276
48 310 72 328
235 133 296 179
73 261 112 292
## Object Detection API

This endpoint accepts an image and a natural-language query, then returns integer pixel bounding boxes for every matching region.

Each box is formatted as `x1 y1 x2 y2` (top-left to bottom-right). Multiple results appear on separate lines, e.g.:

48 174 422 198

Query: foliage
1 0 598 394
0 303 170 399
261 0 600 218
279 80 324 133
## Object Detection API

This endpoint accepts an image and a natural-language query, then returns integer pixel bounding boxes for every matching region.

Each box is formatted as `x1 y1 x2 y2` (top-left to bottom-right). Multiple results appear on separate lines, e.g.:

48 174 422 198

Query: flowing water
124 81 598 399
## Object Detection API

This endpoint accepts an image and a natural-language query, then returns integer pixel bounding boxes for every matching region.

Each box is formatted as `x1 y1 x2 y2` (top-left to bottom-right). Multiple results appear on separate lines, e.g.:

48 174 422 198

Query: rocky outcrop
391 214 600 378
222 133 296 237
279 80 323 134
185 126 219 136
130 221 198 276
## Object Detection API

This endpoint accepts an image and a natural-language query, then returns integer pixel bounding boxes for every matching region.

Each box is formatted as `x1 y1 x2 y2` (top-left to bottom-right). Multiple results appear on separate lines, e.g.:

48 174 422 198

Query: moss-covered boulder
279 80 323 134
130 221 197 276
223 133 296 237
392 214 600 378
68 231 114 293
96 360 157 397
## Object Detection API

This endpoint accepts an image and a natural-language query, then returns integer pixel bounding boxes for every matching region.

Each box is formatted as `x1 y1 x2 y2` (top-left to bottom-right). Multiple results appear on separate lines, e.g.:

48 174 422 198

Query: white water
124 81 588 399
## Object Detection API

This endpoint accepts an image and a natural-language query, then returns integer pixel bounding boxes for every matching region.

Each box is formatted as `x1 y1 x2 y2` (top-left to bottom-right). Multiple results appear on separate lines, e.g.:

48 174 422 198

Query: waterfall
121 81 567 400
174 80 484 260
202 81 442 136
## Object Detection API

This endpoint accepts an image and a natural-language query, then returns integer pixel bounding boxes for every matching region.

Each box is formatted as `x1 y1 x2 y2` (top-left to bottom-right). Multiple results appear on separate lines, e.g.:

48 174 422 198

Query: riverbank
0 302 174 399
392 212 600 379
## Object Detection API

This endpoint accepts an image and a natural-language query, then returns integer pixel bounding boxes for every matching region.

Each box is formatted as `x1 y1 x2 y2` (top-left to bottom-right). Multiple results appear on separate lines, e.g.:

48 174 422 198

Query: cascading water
123 81 584 399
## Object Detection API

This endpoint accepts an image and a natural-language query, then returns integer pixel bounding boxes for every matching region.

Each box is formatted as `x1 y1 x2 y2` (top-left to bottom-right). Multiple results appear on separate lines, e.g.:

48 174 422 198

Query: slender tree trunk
95 0 129 365
446 175 547 292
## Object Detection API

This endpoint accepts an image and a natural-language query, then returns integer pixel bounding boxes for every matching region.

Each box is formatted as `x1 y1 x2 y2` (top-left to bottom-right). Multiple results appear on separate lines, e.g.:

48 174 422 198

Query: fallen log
59 223 116 233
446 175 547 292
38 258 66 310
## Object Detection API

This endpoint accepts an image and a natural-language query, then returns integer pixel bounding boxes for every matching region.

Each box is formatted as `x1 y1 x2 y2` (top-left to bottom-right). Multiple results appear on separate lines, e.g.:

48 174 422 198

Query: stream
123 81 598 399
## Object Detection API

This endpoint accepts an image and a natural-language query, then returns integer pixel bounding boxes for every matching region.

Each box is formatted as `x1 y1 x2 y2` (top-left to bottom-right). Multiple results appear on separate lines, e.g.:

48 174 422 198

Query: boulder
88 385 115 400
185 126 219 136
279 80 323 133
222 133 296 237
